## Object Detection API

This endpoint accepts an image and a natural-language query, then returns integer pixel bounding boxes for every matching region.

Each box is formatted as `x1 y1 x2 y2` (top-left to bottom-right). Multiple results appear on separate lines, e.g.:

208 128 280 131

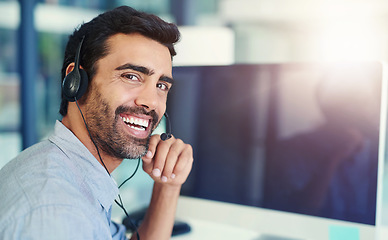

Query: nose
134 82 158 111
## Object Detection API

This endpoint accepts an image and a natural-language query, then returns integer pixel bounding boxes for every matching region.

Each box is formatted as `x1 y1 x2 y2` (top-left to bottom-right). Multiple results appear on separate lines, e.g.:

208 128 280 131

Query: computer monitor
168 62 386 227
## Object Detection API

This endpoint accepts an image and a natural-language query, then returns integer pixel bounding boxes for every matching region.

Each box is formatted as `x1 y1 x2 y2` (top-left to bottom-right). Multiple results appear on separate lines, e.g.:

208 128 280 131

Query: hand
142 134 193 186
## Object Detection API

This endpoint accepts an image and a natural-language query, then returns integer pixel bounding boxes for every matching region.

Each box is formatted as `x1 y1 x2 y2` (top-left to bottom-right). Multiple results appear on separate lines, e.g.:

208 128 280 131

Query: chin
114 137 149 159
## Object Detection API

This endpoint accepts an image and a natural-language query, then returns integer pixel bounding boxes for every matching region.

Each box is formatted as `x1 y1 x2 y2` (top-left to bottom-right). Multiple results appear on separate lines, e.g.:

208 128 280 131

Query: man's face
83 33 173 159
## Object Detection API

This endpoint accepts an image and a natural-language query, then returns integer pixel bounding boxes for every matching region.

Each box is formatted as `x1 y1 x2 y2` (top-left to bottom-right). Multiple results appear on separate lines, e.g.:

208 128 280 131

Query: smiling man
0 6 193 240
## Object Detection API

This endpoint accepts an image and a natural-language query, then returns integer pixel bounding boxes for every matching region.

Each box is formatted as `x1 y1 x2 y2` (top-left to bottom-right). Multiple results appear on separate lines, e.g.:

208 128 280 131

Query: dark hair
59 6 180 116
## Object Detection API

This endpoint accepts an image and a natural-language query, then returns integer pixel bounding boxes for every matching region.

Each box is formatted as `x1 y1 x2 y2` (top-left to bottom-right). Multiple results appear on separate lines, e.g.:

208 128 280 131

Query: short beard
84 90 159 160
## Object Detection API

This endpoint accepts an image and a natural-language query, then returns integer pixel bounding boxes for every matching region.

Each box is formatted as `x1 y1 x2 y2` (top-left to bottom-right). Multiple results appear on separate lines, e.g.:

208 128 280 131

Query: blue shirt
0 121 127 239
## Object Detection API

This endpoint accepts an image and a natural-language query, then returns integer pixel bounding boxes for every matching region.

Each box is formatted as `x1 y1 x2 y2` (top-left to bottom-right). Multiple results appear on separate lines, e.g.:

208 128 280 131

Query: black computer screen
168 62 383 225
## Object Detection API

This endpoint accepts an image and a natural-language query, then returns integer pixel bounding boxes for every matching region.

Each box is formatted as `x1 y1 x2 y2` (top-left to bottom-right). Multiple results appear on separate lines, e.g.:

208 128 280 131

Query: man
0 6 193 240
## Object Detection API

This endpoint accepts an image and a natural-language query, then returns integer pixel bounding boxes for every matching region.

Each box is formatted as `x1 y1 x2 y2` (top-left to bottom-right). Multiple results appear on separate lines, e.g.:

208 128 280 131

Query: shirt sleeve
1 205 116 240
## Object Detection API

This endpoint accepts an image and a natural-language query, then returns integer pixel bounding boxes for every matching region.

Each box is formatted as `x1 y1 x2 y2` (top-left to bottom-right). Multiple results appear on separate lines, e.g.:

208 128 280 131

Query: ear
66 63 75 76
65 63 86 76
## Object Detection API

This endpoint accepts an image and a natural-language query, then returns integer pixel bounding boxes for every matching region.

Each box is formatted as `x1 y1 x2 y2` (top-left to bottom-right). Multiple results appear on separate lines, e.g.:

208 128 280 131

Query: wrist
153 181 182 196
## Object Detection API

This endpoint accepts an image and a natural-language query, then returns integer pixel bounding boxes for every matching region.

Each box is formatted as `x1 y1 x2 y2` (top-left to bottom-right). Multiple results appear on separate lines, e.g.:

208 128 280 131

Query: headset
160 112 172 141
62 36 89 102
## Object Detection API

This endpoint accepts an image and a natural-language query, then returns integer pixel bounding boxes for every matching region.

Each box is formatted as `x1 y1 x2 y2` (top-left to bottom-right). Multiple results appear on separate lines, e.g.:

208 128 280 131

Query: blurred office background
3 0 388 164
1 0 388 224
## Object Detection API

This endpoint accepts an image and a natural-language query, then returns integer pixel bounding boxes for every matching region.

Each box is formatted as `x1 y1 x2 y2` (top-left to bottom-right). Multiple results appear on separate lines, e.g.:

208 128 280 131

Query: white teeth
129 125 144 131
121 116 149 129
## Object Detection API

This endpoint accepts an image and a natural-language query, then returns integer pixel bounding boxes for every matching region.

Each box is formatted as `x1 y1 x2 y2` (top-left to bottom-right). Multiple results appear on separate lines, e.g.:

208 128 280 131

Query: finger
141 149 154 173
151 137 175 180
161 139 186 181
141 135 160 174
170 144 193 182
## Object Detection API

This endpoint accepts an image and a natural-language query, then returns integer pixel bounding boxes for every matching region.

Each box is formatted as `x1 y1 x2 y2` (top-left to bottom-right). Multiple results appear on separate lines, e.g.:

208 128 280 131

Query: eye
121 73 140 82
157 82 170 91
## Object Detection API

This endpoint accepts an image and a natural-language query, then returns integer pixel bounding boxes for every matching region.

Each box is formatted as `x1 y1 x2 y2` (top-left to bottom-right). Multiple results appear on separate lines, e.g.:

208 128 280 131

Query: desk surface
172 218 260 240
174 196 388 240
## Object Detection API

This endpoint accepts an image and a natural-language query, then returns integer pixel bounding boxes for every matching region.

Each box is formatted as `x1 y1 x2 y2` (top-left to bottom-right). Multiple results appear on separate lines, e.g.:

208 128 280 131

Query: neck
62 102 123 174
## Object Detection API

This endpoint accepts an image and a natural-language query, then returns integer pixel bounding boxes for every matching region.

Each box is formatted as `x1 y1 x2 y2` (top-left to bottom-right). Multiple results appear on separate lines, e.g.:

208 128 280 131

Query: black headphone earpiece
160 112 172 141
62 36 88 102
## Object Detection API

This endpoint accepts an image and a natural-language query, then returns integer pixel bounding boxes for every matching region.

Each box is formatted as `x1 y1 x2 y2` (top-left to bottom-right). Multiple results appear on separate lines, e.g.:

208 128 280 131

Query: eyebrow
160 76 174 85
115 63 174 84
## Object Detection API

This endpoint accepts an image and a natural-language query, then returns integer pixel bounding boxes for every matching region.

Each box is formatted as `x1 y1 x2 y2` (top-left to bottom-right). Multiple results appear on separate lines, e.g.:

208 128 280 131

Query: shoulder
0 140 89 227
1 204 98 240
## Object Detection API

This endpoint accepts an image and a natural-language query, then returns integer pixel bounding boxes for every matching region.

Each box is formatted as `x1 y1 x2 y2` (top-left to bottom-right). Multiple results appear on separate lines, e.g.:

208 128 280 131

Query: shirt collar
48 120 119 212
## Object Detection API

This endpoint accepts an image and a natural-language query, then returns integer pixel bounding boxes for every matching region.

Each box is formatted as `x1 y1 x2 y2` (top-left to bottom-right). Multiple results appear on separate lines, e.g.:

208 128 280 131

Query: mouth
120 114 151 138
